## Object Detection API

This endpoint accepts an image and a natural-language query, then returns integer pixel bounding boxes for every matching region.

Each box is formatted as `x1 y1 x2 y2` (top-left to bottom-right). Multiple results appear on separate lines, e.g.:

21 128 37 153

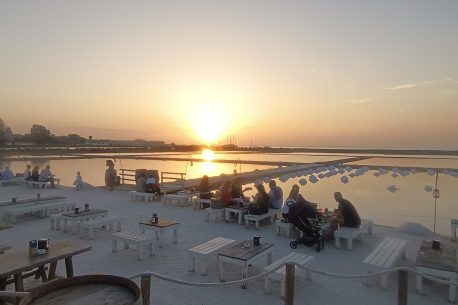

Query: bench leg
188 256 195 272
238 213 243 225
335 237 341 249
347 239 353 250
280 278 285 299
200 261 208 276
148 243 154 257
416 275 423 294
117 221 121 231
218 261 224 282
112 240 118 253
264 277 272 294
452 226 457 241
138 245 144 261
380 274 388 290
225 209 230 222
205 212 209 222
255 220 259 230
50 219 55 230
450 280 456 302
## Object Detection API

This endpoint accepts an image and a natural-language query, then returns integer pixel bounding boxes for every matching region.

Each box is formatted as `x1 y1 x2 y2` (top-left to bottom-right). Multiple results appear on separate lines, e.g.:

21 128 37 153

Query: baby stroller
286 201 324 252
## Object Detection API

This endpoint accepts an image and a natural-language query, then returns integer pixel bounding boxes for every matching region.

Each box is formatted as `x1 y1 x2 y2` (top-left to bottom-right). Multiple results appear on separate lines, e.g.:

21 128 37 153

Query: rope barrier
130 262 458 287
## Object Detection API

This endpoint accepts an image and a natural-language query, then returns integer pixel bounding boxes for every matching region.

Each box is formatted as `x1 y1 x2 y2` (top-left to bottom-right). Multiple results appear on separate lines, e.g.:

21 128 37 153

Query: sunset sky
1 1 457 149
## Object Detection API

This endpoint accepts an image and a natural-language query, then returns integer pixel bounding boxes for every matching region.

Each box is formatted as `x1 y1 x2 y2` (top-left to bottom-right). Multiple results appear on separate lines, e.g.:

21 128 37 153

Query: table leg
267 251 273 265
37 266 48 282
65 257 74 277
416 275 423 294
450 279 456 302
218 259 224 282
225 209 230 222
159 230 165 248
238 213 243 225
173 228 178 244
14 273 24 305
0 277 7 305
241 265 248 289
48 261 57 280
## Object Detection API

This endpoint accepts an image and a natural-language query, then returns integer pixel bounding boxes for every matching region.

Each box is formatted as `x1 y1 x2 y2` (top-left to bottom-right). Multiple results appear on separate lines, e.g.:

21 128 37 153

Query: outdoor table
416 240 458 302
61 209 108 234
0 240 91 305
225 203 249 225
218 240 273 288
139 219 179 248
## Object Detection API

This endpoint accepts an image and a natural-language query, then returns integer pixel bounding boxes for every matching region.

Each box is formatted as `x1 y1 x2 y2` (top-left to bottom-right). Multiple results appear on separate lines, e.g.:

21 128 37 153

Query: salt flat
0 185 453 305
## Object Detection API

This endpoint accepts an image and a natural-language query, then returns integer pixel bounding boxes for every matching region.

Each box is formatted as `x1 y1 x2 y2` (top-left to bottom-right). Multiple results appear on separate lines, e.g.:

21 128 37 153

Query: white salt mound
396 222 435 238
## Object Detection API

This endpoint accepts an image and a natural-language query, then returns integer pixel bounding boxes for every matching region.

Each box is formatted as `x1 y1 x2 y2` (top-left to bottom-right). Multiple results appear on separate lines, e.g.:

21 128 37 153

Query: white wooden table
218 241 273 288
416 240 458 302
61 209 108 234
139 219 179 248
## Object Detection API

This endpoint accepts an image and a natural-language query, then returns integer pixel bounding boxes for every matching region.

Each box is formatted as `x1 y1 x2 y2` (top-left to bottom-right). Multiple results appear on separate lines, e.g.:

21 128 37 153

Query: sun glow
202 149 215 161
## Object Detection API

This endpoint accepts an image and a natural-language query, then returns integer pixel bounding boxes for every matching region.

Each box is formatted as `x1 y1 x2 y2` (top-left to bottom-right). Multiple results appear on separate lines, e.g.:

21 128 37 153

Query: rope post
285 263 295 305
397 270 408 305
121 169 125 185
141 275 151 305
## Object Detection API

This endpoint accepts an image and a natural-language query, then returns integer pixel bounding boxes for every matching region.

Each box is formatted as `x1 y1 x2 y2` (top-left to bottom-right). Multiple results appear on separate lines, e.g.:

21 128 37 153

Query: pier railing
119 169 136 184
3 262 455 305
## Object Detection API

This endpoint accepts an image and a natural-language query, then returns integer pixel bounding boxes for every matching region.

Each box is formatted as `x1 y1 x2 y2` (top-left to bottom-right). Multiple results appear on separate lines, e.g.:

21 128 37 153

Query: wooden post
285 263 295 305
398 270 408 305
141 275 151 305
121 169 125 185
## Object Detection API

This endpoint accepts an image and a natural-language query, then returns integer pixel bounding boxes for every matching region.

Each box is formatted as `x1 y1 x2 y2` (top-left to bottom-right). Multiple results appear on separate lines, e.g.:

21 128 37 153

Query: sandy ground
0 185 455 305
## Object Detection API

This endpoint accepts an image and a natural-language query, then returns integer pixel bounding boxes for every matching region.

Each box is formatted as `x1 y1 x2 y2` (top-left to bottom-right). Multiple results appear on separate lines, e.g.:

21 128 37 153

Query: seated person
282 184 317 222
145 175 160 194
248 184 269 215
268 180 283 209
24 165 32 180
31 166 40 181
231 177 252 200
324 192 361 240
1 166 13 180
38 165 54 188
198 175 213 199
218 180 233 207
136 174 147 192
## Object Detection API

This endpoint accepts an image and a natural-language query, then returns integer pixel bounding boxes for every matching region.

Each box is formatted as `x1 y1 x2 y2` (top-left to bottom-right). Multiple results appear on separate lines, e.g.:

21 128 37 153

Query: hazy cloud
347 97 374 104
385 78 452 90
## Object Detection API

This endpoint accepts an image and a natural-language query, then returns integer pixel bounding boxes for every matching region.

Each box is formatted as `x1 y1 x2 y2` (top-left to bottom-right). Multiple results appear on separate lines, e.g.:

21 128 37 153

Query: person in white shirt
145 175 160 195
24 164 32 180
73 171 84 191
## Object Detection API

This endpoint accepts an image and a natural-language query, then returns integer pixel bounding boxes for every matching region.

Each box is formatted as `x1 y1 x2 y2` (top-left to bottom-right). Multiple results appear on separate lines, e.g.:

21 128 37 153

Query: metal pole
433 172 438 233
397 270 408 305
285 263 295 305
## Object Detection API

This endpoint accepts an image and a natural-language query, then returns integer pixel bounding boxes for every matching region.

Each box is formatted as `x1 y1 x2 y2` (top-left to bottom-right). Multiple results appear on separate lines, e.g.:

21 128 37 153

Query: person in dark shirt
334 192 361 228
248 184 269 215
231 177 252 199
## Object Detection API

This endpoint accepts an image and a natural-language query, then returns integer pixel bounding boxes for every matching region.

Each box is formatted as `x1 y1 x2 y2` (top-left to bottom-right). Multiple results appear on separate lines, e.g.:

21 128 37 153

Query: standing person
198 175 213 199
268 180 283 209
136 174 146 192
24 164 32 180
248 184 269 215
73 171 84 191
31 166 40 181
38 165 55 188
105 160 117 191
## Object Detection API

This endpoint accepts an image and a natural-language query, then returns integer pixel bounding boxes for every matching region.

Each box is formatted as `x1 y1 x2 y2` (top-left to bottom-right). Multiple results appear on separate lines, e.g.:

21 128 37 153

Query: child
73 171 84 191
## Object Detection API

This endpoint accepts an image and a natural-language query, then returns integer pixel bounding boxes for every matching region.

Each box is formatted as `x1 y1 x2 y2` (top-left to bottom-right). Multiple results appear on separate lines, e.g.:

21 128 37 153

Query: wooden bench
3 205 47 223
80 216 122 239
264 252 314 298
163 194 190 207
0 244 11 254
130 191 158 202
50 213 69 231
188 237 235 275
363 237 407 289
244 212 272 230
29 181 49 189
112 230 156 261
451 219 458 241
205 208 225 222
194 198 211 209
275 219 295 237
335 219 374 250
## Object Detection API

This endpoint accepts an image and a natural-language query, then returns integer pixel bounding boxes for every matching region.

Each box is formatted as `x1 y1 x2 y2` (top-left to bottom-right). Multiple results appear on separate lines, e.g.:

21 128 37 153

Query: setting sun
201 149 215 161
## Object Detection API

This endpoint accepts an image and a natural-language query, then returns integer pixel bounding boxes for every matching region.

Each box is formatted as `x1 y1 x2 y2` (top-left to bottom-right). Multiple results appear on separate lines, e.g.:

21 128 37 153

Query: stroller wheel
290 241 298 249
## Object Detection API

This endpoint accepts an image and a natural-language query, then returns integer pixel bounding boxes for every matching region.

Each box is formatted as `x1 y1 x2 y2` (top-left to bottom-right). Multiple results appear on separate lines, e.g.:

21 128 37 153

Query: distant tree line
0 118 87 146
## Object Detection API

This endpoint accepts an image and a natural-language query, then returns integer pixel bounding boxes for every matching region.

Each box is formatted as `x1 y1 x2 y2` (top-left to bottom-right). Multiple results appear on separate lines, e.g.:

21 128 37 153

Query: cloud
385 78 452 90
347 97 374 104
